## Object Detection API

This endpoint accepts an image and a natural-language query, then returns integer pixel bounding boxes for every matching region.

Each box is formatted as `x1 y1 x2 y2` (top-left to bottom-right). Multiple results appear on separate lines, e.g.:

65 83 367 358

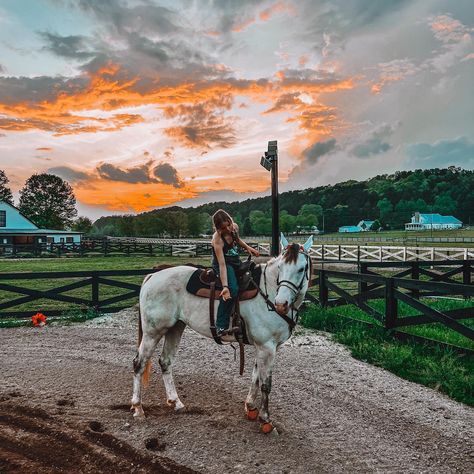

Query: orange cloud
36 147 53 151
0 61 355 155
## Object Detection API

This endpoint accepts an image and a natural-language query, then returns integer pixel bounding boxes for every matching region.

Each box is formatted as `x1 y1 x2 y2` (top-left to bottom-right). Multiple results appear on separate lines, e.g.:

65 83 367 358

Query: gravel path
1 309 473 473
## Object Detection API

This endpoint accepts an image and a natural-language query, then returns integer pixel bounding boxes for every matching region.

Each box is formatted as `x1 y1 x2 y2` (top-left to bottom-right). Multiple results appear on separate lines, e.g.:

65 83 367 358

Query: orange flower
31 312 47 327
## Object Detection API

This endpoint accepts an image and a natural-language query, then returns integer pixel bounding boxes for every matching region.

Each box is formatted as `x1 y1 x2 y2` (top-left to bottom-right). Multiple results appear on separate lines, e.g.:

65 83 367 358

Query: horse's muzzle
275 301 289 316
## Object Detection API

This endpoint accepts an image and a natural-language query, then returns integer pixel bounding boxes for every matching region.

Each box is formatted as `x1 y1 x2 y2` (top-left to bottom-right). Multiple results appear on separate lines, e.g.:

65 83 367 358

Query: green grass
0 256 211 317
300 305 474 406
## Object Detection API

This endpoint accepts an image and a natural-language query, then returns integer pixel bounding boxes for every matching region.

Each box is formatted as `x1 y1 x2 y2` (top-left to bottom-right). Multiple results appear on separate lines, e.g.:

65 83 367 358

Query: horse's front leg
256 343 277 433
245 360 259 420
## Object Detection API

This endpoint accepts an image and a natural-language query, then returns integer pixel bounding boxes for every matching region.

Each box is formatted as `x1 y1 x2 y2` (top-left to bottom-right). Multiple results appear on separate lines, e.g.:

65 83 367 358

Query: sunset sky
0 0 473 220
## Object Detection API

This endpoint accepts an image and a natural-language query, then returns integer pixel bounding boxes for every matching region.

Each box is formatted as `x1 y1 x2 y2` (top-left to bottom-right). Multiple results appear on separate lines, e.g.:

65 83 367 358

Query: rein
251 250 311 332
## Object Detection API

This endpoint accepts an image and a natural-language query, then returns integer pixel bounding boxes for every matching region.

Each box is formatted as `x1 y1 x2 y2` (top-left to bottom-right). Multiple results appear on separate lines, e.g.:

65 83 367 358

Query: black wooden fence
1 260 473 344
309 260 474 341
0 269 159 319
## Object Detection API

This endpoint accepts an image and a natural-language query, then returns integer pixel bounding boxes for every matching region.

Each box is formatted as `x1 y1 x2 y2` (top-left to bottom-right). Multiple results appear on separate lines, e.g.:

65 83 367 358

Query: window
66 237 73 243
0 210 5 227
60 237 65 243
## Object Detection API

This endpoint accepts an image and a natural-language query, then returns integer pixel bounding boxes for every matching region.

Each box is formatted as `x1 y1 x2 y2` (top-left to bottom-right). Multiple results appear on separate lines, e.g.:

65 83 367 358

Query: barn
0 200 82 245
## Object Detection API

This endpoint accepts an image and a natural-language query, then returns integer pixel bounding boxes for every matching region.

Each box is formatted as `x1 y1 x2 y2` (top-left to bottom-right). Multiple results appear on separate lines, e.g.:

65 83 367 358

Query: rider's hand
250 248 260 257
220 287 231 301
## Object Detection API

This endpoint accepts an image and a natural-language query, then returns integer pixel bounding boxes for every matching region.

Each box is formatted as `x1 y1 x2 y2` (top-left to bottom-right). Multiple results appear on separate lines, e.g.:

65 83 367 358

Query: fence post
385 278 397 329
411 261 420 299
358 262 368 302
463 260 471 286
91 272 99 310
319 270 328 307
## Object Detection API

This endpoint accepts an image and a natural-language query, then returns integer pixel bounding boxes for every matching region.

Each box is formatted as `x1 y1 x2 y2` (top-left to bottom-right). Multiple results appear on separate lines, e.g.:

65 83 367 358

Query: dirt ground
1 309 473 474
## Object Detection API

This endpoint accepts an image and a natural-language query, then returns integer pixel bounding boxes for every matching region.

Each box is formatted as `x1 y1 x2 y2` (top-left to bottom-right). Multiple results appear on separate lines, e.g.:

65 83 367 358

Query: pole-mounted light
260 140 279 256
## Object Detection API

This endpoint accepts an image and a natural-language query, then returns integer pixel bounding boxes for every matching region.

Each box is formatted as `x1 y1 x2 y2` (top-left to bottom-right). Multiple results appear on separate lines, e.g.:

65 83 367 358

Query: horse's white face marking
274 249 309 315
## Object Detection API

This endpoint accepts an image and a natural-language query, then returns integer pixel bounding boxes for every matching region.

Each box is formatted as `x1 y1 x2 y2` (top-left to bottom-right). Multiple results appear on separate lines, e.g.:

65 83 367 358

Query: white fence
105 237 473 261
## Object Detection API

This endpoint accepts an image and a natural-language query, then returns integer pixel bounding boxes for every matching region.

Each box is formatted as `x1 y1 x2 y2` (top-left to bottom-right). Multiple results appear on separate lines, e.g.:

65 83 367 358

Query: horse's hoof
246 407 259 421
131 405 145 419
260 422 274 434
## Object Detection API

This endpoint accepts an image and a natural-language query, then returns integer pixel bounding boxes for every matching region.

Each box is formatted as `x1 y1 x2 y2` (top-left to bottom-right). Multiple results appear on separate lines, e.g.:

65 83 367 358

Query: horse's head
274 233 313 316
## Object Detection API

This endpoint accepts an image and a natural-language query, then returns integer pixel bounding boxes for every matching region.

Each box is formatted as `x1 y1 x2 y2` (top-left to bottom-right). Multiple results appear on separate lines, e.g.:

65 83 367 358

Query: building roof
0 229 82 235
419 214 462 224
338 226 361 232
0 200 39 228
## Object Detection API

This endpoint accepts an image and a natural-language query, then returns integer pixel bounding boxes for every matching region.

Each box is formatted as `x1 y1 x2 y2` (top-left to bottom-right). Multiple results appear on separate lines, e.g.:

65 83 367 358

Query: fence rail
0 269 158 319
312 260 474 341
1 239 473 261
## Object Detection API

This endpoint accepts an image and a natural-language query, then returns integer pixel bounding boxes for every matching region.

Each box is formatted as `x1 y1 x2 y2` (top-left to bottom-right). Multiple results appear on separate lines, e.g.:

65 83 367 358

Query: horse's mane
283 243 301 263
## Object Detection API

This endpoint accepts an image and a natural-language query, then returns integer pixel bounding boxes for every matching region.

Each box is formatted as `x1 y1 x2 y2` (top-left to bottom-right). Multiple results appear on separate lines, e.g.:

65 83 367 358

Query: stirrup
217 326 240 337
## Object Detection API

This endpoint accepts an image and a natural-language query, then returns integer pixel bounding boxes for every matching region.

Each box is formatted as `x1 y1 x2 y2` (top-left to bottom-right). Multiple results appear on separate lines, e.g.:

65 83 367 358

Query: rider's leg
215 264 238 333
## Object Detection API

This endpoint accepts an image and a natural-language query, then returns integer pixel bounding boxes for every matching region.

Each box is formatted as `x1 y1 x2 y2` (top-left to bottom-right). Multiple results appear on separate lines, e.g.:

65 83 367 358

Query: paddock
1 309 472 473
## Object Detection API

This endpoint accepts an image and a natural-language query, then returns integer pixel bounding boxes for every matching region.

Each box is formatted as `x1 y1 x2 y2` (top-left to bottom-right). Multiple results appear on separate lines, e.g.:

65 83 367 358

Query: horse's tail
137 304 152 388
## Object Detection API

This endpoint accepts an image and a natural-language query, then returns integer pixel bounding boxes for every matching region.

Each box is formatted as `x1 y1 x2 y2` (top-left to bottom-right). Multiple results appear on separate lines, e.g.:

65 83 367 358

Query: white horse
131 234 313 433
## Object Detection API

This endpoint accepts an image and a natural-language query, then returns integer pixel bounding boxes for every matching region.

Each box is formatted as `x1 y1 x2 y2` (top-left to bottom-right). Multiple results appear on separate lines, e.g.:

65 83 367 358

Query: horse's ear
280 233 289 251
303 235 313 252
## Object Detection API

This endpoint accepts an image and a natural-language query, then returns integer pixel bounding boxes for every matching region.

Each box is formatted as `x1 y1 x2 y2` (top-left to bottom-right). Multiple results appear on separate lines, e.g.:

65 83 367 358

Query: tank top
211 231 241 269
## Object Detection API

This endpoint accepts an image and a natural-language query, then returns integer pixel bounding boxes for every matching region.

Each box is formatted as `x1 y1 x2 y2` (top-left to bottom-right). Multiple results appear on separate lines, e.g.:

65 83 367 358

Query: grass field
0 256 211 319
300 305 474 406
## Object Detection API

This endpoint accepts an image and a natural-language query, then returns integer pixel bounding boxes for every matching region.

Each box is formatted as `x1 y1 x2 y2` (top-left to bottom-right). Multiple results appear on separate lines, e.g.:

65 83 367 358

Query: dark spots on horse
88 420 105 432
133 353 140 374
145 437 166 451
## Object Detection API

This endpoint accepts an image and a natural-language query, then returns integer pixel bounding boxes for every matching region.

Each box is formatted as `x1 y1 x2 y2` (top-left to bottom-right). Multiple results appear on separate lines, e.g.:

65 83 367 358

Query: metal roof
419 214 462 224
0 229 82 234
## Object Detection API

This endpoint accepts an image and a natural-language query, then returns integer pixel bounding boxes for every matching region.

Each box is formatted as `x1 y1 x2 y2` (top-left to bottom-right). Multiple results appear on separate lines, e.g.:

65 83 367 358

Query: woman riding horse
211 209 259 337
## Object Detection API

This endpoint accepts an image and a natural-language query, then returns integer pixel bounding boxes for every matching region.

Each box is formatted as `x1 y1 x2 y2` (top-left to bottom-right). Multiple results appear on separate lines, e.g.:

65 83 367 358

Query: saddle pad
186 267 261 301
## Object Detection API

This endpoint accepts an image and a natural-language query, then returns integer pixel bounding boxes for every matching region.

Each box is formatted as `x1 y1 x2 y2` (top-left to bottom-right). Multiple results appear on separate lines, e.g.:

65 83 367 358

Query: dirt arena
1 309 473 473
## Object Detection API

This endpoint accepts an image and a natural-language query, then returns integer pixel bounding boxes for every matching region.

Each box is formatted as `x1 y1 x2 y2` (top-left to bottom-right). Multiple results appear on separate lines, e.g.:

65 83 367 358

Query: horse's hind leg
131 332 161 418
159 321 186 412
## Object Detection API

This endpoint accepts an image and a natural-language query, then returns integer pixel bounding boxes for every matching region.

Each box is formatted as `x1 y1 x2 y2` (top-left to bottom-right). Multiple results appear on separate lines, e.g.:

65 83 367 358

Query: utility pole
260 140 279 256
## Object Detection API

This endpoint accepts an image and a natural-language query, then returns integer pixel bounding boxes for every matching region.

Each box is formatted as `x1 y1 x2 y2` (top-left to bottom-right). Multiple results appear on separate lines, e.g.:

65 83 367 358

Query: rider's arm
212 235 230 298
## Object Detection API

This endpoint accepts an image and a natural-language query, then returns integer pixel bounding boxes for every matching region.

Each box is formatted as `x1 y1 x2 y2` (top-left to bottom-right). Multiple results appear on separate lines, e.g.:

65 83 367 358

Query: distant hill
93 167 474 236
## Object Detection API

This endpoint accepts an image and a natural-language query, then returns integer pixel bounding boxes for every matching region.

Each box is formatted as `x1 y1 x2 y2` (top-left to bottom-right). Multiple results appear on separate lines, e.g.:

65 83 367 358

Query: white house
405 212 462 231
0 201 82 245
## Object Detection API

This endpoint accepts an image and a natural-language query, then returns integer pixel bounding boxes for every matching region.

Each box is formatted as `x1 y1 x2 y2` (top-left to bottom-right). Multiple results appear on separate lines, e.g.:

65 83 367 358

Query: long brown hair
212 209 233 231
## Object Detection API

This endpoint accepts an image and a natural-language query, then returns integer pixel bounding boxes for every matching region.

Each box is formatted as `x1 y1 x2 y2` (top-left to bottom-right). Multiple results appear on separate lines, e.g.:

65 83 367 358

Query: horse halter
276 249 311 307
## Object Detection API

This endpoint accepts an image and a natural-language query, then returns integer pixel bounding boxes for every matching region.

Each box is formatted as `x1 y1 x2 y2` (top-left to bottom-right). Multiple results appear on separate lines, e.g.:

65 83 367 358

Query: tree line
1 167 472 237
94 167 473 236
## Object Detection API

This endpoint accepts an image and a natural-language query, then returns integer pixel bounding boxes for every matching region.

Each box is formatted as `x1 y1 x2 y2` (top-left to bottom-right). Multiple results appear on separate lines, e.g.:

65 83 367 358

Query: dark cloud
38 31 95 59
152 163 183 188
0 75 86 105
302 139 337 164
351 125 394 158
47 166 91 183
163 95 237 149
96 162 152 184
96 160 184 186
406 137 474 169
76 0 182 37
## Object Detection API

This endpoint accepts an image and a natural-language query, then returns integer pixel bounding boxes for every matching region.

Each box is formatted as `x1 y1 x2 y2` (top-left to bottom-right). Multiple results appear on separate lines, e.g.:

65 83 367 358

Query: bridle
252 248 312 332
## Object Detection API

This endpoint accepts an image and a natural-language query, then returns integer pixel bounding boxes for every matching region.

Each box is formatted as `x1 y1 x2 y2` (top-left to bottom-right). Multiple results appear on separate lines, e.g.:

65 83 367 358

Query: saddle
186 259 262 372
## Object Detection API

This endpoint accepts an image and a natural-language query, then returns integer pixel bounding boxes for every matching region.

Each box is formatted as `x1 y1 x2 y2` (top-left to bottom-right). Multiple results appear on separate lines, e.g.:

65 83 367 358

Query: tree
433 193 457 215
19 174 77 229
72 216 93 234
280 211 297 234
0 170 14 205
165 211 188 237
